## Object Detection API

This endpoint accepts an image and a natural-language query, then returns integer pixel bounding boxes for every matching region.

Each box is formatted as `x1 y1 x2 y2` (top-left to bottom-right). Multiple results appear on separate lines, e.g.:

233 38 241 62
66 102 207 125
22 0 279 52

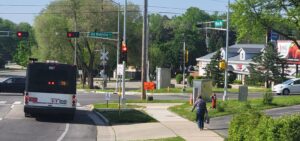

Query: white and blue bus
24 62 77 119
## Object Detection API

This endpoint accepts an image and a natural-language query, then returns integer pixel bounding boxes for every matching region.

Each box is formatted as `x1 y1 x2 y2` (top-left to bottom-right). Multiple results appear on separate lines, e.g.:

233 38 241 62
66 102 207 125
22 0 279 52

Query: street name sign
214 20 223 28
89 32 112 38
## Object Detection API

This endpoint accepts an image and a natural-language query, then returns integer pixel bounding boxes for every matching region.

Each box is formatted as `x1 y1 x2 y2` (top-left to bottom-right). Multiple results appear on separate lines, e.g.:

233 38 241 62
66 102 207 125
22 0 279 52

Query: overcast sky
0 0 229 25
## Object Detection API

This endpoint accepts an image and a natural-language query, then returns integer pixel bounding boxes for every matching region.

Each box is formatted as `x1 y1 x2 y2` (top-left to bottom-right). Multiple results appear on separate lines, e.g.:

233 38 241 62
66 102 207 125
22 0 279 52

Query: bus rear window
27 68 76 94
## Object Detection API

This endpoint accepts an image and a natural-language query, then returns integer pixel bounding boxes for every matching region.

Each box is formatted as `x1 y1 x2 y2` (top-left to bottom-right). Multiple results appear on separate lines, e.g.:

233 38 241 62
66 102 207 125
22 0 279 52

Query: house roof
197 44 265 61
196 52 216 60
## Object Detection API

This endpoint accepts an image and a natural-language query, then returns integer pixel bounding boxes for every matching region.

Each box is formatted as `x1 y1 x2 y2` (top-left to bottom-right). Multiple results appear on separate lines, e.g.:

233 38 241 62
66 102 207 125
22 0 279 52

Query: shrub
263 92 273 105
217 101 227 112
176 74 183 84
228 110 263 141
229 111 300 141
187 75 194 87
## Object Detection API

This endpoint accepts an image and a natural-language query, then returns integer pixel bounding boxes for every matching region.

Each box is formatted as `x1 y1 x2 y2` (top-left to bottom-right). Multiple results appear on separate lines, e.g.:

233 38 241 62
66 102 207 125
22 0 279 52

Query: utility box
238 85 248 101
156 68 171 89
193 79 212 102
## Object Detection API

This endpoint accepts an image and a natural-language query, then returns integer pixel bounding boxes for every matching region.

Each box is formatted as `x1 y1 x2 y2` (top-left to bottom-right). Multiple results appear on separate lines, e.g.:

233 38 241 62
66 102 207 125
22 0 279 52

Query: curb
91 107 110 125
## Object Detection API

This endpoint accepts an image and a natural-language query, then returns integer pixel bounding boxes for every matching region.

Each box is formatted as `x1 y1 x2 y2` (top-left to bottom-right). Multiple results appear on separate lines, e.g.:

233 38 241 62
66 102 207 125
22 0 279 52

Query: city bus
24 62 77 120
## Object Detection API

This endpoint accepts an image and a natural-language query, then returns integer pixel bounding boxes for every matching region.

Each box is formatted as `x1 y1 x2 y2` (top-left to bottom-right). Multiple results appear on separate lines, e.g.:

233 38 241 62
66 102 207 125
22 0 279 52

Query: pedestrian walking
211 93 217 109
191 95 208 130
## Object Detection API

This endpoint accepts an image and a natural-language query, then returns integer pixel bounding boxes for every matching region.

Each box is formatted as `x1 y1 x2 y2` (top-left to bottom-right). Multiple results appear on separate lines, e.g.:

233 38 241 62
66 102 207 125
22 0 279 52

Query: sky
0 0 229 25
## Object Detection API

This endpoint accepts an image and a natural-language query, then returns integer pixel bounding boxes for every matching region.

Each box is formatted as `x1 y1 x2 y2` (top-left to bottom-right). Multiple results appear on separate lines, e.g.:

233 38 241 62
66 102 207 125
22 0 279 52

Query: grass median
169 95 300 121
94 103 157 125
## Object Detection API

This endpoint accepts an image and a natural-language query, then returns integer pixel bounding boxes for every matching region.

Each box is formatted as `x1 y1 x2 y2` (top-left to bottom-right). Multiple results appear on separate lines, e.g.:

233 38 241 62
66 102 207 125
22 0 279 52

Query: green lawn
169 95 300 122
78 84 270 94
139 136 185 141
94 103 144 109
96 109 157 125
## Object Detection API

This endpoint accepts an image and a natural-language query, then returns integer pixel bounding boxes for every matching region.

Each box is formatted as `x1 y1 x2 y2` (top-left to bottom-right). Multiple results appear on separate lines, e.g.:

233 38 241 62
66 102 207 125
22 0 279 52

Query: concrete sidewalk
95 103 223 141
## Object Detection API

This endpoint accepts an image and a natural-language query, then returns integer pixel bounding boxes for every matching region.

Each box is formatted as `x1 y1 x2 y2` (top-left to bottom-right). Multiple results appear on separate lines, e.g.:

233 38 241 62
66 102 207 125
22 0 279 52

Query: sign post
105 93 111 108
144 82 155 101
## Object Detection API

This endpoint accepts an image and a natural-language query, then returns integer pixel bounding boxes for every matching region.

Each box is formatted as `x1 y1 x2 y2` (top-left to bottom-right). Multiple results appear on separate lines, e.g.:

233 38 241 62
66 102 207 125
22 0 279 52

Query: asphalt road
0 93 96 141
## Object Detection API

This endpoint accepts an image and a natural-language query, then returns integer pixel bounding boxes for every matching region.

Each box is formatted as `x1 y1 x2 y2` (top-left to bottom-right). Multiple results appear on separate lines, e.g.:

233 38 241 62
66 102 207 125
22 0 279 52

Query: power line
0 4 226 13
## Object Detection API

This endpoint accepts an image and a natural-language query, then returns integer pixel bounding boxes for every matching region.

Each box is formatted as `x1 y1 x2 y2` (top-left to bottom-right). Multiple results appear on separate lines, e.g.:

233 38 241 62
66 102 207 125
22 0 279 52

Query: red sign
144 82 155 90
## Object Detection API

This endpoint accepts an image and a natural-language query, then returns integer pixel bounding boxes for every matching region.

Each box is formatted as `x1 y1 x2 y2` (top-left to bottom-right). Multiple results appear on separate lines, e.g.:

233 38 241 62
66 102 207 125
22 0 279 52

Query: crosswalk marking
0 101 83 107
13 101 22 105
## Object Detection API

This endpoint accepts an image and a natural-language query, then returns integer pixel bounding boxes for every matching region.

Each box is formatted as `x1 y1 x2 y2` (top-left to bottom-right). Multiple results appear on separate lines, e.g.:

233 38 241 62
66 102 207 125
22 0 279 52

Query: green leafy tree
231 0 300 46
33 0 142 88
249 43 287 88
206 50 224 87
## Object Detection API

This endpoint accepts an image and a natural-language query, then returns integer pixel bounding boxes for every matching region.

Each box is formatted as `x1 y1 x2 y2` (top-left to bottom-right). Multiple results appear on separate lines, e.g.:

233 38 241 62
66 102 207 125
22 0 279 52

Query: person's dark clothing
193 98 208 129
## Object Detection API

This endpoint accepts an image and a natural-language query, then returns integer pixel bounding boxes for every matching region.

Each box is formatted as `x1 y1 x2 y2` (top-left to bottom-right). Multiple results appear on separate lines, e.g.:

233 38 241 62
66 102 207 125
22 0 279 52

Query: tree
206 50 224 87
33 0 142 88
231 0 300 46
249 43 287 88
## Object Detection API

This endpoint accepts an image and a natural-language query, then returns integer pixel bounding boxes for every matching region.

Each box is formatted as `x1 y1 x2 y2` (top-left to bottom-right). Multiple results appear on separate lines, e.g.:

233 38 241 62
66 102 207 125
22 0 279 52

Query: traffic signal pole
182 41 186 92
122 0 127 102
223 0 230 101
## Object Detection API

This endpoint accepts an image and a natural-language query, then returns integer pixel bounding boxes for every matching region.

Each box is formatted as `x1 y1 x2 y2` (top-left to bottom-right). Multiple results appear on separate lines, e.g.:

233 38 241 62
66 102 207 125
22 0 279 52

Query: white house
196 44 265 83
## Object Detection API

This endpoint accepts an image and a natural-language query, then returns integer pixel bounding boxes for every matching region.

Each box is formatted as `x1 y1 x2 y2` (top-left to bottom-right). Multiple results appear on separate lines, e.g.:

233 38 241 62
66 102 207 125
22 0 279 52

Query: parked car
0 77 26 93
272 78 300 95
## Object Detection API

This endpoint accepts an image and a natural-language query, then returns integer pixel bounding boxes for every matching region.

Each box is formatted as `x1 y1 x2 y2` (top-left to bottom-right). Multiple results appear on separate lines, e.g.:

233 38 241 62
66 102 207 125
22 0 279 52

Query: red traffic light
121 43 127 52
67 32 80 38
16 31 29 38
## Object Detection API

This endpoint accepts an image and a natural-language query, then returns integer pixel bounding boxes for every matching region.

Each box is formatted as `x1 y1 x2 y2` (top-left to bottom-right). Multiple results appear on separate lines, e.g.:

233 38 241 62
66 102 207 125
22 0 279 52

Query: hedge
228 110 300 141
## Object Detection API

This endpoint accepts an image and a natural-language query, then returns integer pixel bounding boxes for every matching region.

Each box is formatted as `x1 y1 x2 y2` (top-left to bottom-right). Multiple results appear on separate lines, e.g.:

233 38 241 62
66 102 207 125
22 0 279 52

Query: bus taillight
72 95 77 106
24 93 29 104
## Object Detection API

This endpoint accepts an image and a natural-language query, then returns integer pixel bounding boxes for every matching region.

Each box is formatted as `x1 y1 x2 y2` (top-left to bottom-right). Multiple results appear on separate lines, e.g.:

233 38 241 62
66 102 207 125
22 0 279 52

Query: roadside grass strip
96 108 157 125
169 95 300 121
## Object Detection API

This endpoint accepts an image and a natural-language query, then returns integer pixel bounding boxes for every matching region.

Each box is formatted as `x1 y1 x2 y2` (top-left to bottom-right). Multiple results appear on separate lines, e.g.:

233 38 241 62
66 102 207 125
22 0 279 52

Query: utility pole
141 0 148 100
223 0 230 101
182 40 186 92
74 17 77 66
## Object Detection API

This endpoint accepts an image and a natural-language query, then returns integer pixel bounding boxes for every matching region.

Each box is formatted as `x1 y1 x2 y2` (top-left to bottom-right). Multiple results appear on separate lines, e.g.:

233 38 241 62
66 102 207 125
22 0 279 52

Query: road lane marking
13 101 22 105
10 105 14 109
0 118 2 121
57 123 70 141
0 101 6 104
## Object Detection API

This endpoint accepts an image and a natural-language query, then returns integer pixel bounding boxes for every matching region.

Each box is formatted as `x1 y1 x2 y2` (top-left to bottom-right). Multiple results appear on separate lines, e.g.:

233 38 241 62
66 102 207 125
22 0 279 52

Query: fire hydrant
189 95 193 105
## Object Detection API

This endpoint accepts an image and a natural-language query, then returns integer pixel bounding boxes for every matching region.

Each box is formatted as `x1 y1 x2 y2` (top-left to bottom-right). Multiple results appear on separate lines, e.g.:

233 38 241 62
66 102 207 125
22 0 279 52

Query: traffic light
67 32 80 38
185 50 189 63
16 31 29 38
119 41 127 63
219 60 226 70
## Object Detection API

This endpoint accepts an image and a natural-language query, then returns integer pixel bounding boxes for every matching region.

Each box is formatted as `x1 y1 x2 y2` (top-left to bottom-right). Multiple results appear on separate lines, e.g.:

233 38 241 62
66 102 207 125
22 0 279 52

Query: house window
240 52 244 60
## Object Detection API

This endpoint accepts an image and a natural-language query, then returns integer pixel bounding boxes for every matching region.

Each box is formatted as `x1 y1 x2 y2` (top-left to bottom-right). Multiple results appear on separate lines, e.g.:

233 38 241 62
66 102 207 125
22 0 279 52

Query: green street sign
214 20 223 28
89 32 112 38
